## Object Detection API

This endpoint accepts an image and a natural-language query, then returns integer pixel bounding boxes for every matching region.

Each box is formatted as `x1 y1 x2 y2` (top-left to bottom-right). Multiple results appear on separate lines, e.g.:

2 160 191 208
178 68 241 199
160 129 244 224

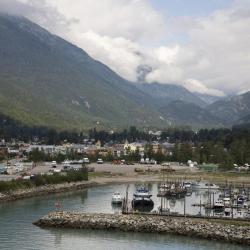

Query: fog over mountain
1 0 250 97
0 14 228 130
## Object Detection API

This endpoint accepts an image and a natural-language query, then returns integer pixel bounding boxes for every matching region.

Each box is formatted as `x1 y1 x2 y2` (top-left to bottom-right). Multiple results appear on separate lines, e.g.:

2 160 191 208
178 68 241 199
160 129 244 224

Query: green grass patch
0 169 88 192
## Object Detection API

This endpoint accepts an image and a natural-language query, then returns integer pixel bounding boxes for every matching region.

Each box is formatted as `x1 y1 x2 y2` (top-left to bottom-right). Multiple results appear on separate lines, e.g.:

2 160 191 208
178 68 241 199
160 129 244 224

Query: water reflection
44 227 247 250
0 183 249 250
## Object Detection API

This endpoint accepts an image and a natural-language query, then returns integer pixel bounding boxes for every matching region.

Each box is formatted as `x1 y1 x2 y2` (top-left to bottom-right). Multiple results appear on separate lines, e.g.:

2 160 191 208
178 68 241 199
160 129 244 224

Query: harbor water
0 183 248 250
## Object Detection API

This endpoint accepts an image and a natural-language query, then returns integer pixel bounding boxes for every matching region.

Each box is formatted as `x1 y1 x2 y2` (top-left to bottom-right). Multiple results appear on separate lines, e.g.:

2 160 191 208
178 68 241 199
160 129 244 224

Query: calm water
0 183 248 250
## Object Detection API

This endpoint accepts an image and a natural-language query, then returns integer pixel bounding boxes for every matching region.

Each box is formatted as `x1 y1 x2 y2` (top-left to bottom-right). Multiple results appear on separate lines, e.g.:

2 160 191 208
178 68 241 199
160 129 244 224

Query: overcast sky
1 0 250 96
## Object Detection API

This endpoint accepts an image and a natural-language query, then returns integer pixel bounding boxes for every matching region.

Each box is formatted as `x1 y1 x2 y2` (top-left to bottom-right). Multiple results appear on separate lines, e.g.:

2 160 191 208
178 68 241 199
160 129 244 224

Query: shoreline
1 171 250 203
0 174 160 203
34 211 250 245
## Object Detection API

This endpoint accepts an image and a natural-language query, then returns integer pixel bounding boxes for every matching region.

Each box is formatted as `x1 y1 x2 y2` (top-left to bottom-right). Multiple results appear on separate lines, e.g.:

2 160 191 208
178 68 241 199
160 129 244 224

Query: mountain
0 14 167 130
136 83 207 107
0 14 228 130
234 114 250 129
159 100 222 128
194 92 222 105
208 91 250 125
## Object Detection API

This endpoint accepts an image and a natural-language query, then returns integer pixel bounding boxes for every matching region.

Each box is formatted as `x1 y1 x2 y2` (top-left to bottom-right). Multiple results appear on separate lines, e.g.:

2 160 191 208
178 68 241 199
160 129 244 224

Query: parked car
97 158 104 164
51 161 57 168
83 158 90 164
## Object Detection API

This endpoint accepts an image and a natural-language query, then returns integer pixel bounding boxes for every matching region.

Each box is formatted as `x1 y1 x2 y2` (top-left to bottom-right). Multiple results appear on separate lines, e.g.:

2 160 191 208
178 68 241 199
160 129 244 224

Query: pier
34 211 250 245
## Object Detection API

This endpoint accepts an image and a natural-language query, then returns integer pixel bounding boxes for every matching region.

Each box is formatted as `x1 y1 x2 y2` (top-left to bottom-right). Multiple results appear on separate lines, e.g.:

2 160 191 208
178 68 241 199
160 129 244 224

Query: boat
237 195 247 206
213 200 224 210
166 184 187 198
192 181 219 190
157 183 170 197
224 208 231 216
223 197 231 207
132 187 154 210
111 192 123 204
183 181 192 189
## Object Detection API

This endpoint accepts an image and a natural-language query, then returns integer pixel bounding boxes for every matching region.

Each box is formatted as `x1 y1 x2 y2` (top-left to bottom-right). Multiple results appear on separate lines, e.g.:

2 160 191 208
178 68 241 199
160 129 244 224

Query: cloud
49 0 166 42
0 0 250 96
184 79 225 97
143 1 250 96
75 30 142 81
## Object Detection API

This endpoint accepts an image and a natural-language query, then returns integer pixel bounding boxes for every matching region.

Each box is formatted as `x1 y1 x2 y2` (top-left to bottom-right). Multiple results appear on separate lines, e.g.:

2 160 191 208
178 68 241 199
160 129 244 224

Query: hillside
136 83 207 107
194 92 222 105
0 14 234 130
0 14 166 130
209 91 250 125
159 101 222 128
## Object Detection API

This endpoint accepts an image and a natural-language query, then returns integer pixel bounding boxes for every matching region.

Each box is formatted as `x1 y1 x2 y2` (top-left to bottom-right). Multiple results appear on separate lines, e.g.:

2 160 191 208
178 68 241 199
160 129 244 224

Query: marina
120 180 250 220
1 182 250 249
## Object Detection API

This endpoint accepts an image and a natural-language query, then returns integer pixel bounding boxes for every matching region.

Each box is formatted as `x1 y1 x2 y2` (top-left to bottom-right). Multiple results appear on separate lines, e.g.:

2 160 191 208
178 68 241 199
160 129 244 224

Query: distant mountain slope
194 92 222 105
208 91 250 125
159 100 222 128
0 14 166 130
136 83 207 107
0 14 229 130
234 114 250 128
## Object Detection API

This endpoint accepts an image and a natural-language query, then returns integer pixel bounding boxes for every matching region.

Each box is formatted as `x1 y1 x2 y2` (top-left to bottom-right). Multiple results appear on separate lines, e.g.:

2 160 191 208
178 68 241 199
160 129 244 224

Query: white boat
223 197 231 207
192 181 219 189
111 192 123 204
213 200 224 210
183 181 192 189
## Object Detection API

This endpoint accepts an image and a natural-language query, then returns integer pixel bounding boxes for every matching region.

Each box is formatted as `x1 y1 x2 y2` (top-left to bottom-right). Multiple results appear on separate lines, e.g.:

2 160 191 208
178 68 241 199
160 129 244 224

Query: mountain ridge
208 91 250 125
1 14 246 130
0 14 167 130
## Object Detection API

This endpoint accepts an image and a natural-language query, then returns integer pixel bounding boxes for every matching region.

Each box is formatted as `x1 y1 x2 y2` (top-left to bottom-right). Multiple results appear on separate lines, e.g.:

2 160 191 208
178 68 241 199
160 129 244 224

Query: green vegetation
0 14 166 131
0 169 88 192
28 149 84 163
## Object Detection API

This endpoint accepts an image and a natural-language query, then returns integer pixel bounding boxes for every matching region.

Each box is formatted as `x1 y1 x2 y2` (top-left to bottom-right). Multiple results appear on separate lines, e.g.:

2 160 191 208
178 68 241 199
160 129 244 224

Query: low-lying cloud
1 0 250 97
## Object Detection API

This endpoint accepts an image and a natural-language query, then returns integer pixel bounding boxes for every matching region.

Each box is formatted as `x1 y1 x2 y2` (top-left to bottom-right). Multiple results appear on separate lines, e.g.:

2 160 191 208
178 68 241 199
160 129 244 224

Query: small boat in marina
157 183 170 197
224 208 231 216
192 181 219 190
132 187 154 211
213 200 224 210
237 195 247 205
183 181 192 189
158 183 187 198
111 192 123 204
223 197 231 207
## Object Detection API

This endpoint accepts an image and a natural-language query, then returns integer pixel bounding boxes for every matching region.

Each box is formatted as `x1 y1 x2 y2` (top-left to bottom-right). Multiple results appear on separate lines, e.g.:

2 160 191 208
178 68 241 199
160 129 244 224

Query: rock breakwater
34 212 250 245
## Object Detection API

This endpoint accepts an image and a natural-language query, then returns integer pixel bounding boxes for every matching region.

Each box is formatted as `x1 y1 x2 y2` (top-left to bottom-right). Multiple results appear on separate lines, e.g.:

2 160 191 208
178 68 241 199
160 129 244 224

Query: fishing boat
111 192 123 204
132 187 154 210
166 184 187 198
157 183 170 197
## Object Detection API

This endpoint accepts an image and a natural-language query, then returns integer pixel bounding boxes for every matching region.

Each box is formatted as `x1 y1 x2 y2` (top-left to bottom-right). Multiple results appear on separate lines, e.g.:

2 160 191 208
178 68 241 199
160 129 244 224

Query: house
124 142 145 155
27 145 57 155
111 144 125 158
